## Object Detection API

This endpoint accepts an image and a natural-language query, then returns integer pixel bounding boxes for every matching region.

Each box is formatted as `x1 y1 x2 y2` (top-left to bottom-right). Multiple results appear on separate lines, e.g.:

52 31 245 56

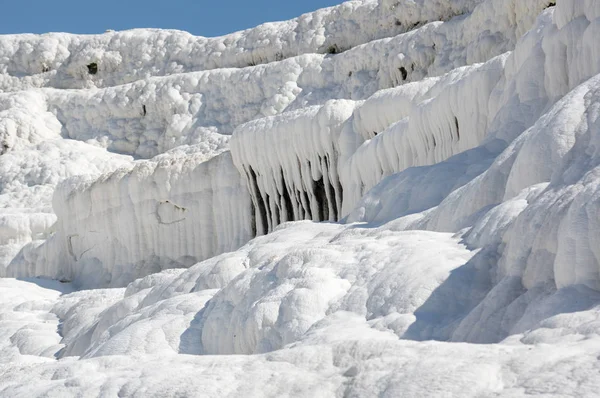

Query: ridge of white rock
0 0 550 159
0 0 482 91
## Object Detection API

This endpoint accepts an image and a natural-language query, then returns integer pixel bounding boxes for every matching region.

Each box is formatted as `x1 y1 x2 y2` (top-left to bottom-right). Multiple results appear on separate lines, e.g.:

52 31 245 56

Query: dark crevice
248 166 268 236
304 160 313 219
87 62 98 75
250 200 257 237
454 116 460 140
410 20 428 30
326 178 337 221
327 44 340 54
399 66 408 81
246 155 343 233
280 170 294 222
313 177 328 222
337 182 344 216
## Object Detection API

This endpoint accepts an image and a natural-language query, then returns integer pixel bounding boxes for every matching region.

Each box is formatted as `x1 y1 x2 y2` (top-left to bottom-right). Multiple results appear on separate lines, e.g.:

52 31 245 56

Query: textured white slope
2 223 600 397
0 278 72 365
0 0 482 91
0 0 550 159
3 0 600 396
348 1 600 343
1 337 600 397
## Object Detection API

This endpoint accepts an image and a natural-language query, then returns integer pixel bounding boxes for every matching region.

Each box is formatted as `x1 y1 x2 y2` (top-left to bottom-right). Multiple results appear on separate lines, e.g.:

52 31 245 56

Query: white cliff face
7 148 252 288
4 0 600 397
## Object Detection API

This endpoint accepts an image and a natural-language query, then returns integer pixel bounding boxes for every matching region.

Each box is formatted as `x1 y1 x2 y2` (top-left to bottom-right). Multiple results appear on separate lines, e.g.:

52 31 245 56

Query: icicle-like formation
341 56 506 214
229 39 514 232
231 100 356 235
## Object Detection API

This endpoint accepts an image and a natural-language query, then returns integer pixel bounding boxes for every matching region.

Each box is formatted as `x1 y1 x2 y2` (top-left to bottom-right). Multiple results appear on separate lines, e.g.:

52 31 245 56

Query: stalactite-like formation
231 101 354 235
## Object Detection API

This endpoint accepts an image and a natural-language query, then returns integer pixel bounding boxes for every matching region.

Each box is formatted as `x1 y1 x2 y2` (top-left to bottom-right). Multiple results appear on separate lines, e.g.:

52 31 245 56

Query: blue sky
0 0 343 36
